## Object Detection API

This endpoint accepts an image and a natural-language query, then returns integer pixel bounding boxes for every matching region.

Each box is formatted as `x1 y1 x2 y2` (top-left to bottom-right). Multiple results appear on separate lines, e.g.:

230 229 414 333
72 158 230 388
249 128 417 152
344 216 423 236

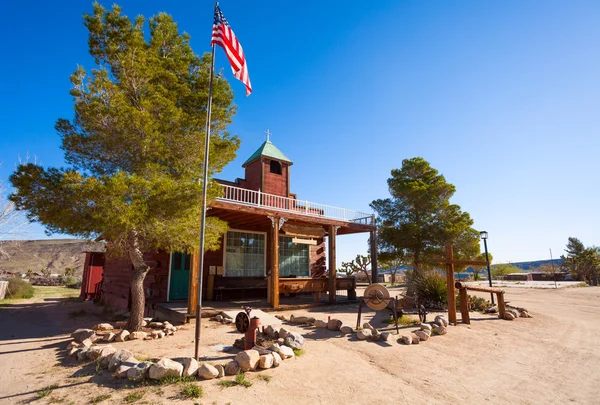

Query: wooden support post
497 292 506 320
459 287 470 324
370 229 378 284
328 225 337 303
272 217 280 309
207 274 214 301
445 244 457 325
313 291 321 303
188 253 199 316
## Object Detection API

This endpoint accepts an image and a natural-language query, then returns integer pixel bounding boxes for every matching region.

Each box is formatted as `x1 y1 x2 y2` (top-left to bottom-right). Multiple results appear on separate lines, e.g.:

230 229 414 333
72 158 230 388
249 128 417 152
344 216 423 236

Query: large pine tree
10 4 240 330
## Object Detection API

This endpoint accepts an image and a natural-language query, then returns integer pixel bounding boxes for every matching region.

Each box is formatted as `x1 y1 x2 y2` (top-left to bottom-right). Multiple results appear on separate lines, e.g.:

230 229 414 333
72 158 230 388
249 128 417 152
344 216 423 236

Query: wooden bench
455 281 506 323
213 277 268 301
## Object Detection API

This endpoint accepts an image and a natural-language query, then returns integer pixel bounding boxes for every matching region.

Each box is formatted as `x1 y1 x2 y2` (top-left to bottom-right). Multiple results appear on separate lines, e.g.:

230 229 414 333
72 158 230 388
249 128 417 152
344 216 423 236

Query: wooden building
92 138 377 316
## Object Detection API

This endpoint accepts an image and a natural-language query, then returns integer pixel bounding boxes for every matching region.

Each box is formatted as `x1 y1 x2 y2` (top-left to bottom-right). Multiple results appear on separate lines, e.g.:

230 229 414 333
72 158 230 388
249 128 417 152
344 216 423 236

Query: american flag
211 5 252 96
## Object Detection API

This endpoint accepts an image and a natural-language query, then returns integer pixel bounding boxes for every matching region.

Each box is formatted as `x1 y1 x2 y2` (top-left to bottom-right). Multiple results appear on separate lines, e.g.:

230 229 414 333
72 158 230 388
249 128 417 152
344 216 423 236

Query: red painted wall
262 159 289 196
80 252 105 300
100 250 170 314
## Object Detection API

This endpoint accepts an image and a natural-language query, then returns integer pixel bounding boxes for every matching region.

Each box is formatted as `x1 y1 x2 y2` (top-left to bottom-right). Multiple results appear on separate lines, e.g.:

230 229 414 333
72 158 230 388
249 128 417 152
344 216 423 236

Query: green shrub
7 277 35 299
180 383 203 399
407 270 447 309
63 276 82 289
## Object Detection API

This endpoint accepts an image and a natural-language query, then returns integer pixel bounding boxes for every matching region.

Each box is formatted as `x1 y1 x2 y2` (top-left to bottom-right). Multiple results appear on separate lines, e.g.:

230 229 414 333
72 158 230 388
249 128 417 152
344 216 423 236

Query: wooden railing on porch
216 184 375 225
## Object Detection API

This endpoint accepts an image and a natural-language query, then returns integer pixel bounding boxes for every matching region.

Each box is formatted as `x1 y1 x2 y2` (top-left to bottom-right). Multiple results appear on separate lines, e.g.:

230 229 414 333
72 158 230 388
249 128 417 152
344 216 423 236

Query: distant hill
0 239 104 275
507 259 564 272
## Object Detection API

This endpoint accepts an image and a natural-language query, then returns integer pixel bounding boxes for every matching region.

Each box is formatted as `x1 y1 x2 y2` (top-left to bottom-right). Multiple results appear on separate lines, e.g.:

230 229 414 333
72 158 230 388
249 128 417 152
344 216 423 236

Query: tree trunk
125 231 150 332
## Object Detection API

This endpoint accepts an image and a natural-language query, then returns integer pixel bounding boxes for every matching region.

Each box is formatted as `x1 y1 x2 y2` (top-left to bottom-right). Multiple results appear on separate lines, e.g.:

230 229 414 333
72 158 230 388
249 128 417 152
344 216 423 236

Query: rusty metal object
244 316 261 350
235 306 252 333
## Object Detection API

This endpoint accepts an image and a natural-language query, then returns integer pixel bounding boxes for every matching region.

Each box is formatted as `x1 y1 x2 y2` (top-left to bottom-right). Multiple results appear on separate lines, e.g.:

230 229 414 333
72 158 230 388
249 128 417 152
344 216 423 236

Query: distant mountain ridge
0 239 103 275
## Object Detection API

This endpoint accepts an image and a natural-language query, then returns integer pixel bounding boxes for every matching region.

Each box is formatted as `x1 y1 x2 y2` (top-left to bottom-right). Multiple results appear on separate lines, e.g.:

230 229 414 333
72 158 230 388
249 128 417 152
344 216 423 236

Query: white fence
216 184 374 225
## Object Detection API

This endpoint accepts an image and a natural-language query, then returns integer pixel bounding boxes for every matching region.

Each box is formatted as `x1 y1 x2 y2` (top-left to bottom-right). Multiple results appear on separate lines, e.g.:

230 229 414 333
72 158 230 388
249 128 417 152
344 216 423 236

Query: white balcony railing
215 184 375 226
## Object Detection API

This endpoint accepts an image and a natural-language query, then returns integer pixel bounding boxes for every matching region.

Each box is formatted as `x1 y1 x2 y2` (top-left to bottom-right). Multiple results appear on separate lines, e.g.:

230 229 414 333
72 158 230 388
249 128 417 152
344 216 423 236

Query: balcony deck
215 184 374 226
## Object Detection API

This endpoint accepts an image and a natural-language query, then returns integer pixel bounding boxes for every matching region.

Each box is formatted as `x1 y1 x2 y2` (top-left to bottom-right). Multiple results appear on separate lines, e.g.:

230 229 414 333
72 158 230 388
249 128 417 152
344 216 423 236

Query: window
279 236 310 277
224 231 266 277
270 160 282 175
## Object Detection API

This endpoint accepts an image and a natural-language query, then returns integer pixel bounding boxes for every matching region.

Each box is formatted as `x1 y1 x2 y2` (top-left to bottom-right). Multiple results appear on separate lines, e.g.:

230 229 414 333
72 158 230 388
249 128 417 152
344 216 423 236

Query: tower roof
242 140 293 167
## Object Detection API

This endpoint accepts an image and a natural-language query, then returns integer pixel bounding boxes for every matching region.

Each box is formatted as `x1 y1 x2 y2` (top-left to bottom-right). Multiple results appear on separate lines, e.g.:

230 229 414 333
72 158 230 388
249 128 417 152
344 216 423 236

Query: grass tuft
257 374 272 383
123 390 144 403
292 348 306 357
217 379 235 388
89 394 112 404
385 315 419 326
36 384 59 399
234 372 252 388
151 375 196 386
180 383 203 399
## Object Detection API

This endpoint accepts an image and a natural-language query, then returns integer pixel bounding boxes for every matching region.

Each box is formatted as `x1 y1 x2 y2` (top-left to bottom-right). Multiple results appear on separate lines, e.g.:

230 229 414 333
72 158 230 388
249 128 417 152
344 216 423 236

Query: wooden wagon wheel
235 311 250 333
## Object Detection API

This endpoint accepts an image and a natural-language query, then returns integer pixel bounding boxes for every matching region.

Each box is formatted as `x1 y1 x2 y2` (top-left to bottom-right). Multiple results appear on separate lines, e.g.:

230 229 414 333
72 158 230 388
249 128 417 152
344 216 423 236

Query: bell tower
241 130 293 197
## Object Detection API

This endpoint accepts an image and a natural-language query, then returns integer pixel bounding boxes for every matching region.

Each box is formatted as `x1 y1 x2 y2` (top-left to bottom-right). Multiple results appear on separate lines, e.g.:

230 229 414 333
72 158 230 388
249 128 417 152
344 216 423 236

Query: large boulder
258 354 274 369
113 358 140 378
357 329 372 340
283 332 305 350
215 364 225 378
362 322 379 336
264 325 279 339
507 309 520 319
278 327 291 340
197 363 219 380
505 312 516 321
401 335 412 345
411 333 420 344
379 332 392 342
235 350 260 371
129 331 147 340
81 338 93 348
271 352 282 367
71 329 95 343
108 348 135 371
414 330 430 341
252 345 272 355
93 323 114 332
327 319 343 331
420 323 432 332
88 345 113 360
340 325 353 335
314 319 328 328
149 358 183 380
181 358 199 377
115 330 130 342
148 322 164 329
278 345 295 359
104 332 116 343
77 348 91 361
434 315 448 327
224 360 240 376
433 325 447 335
97 346 118 368
520 310 532 318
127 361 153 382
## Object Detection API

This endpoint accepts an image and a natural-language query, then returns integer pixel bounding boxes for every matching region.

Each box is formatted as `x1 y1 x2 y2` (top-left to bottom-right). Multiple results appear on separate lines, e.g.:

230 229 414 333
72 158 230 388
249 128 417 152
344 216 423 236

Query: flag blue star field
211 5 252 96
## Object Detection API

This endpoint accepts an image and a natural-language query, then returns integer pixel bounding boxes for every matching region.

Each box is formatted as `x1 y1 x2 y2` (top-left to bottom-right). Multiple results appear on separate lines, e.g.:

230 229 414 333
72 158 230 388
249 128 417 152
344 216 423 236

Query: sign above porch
282 222 326 239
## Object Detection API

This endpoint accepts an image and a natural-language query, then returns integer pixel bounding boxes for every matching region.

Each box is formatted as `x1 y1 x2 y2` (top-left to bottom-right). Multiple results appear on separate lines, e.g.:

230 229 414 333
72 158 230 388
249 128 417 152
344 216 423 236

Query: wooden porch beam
445 244 457 326
271 216 280 309
188 253 199 316
370 229 378 284
328 225 337 303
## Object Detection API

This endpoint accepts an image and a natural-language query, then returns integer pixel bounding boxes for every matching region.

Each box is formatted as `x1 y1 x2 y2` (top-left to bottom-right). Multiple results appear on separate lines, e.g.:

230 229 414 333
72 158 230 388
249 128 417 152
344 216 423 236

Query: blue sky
1 1 598 264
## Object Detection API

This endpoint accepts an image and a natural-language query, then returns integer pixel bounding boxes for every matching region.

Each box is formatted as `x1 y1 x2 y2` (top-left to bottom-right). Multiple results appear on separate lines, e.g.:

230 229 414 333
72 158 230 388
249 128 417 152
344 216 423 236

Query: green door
169 252 191 300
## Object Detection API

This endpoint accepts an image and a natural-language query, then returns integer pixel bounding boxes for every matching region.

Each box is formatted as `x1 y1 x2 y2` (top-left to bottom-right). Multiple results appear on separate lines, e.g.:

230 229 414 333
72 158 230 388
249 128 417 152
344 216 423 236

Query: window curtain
225 231 265 277
279 236 310 277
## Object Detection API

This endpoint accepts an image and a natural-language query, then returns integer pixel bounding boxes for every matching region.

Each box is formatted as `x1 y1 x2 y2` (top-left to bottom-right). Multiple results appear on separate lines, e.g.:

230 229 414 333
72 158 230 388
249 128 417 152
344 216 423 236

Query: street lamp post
480 231 495 305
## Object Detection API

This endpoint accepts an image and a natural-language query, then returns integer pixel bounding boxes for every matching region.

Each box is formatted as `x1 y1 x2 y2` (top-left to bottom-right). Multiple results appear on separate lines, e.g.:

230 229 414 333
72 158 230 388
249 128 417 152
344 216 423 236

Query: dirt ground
1 286 599 404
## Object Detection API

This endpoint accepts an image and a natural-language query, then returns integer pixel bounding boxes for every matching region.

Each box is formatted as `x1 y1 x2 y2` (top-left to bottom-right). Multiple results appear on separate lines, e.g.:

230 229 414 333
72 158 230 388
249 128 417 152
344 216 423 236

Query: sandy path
0 287 598 404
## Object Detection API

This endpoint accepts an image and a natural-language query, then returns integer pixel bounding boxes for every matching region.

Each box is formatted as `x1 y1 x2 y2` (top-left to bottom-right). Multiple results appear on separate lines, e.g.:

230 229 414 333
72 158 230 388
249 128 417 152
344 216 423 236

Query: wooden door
169 252 191 300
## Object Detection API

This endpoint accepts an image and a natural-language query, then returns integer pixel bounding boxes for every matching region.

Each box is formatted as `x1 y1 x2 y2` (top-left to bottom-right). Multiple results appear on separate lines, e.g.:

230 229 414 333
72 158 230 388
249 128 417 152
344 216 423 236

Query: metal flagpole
195 3 218 361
